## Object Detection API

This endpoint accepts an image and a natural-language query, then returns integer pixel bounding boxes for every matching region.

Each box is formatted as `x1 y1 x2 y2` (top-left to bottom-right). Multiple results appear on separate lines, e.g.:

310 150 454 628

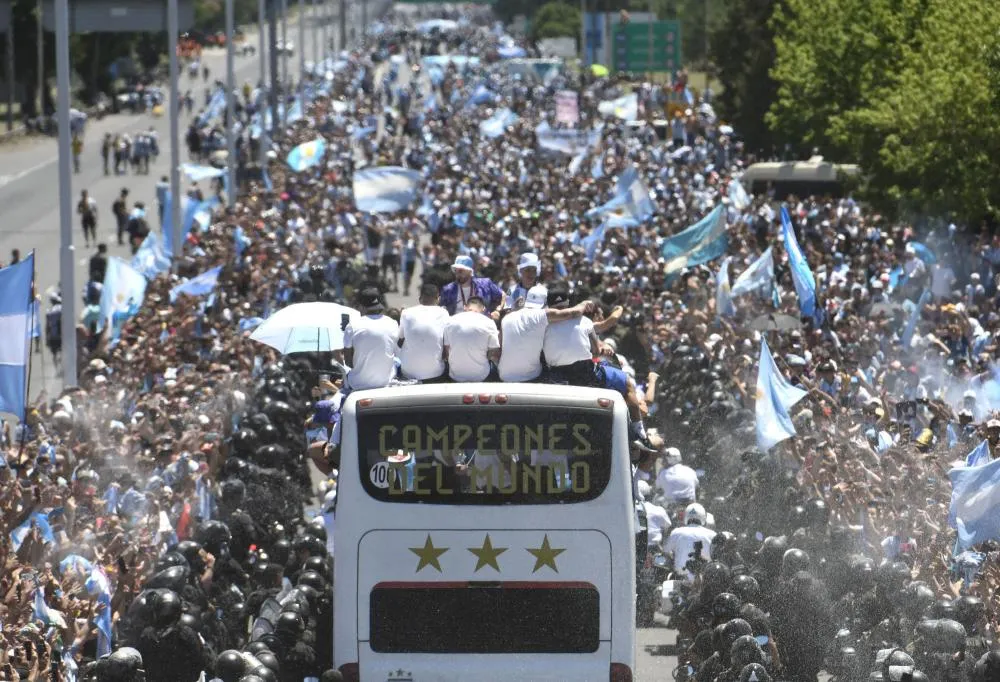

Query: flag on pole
169 266 223 304
780 206 820 323
755 339 808 452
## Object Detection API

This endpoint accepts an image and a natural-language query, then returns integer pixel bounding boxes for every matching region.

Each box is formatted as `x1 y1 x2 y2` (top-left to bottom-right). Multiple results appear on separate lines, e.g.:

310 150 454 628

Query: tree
709 0 779 155
531 2 581 40
766 0 932 159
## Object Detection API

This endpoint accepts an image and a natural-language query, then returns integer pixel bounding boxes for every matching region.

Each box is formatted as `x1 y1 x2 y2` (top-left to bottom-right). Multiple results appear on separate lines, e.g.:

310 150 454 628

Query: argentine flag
98 258 147 342
0 254 33 420
755 339 808 452
287 137 328 172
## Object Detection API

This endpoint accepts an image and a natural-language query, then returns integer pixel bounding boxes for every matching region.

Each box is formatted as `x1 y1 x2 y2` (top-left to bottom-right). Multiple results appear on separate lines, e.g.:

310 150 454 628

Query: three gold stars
468 534 507 572
526 534 566 573
409 534 448 572
408 534 566 573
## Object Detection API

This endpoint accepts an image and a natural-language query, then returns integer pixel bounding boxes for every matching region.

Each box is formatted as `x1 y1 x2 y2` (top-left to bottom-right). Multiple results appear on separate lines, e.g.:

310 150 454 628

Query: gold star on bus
468 534 507 572
409 535 448 573
526 535 566 573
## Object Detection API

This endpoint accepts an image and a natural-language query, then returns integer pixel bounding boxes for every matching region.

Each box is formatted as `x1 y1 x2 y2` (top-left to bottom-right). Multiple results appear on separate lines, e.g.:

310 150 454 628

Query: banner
535 122 602 155
555 90 579 125
353 166 423 213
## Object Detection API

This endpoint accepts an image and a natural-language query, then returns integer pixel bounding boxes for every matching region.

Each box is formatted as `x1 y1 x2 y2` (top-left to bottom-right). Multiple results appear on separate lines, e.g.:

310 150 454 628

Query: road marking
0 157 58 189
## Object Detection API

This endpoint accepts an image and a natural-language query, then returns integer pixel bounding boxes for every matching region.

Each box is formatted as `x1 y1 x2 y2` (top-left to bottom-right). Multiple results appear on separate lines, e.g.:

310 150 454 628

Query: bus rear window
370 582 600 653
356 407 613 504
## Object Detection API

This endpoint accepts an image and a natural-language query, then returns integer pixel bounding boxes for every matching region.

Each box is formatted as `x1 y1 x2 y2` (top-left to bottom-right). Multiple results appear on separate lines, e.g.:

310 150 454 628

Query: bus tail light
358 398 374 408
610 663 633 682
339 663 359 682
462 394 475 404
478 393 491 404
598 398 612 408
494 394 508 404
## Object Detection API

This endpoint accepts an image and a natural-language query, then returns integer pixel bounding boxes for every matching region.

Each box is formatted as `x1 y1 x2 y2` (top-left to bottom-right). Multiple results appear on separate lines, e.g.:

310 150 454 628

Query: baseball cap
546 283 571 309
523 285 548 309
358 287 384 312
451 255 474 272
517 252 540 271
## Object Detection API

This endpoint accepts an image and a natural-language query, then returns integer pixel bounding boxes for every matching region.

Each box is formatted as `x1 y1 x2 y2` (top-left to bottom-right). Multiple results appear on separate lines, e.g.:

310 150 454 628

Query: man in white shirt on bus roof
664 503 715 578
443 296 500 382
339 287 399 391
398 283 449 382
655 447 699 506
499 285 596 382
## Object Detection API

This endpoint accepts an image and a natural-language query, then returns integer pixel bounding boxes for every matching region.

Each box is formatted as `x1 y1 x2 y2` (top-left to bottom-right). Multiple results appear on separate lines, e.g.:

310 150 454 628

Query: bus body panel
333 384 636 680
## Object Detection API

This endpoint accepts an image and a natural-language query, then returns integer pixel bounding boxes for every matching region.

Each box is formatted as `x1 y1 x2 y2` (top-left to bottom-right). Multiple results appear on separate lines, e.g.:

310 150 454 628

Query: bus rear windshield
357 407 613 504
370 583 600 653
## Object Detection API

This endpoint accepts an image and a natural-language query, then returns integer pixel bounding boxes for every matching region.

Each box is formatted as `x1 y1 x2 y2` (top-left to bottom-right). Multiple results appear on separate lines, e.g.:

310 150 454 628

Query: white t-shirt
398 305 449 380
643 501 671 548
543 316 594 368
664 524 716 576
499 308 548 382
655 464 699 504
344 314 399 390
444 311 500 382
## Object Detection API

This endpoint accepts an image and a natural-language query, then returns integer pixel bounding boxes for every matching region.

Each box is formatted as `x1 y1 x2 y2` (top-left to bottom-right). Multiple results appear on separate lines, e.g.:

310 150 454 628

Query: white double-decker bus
333 382 636 682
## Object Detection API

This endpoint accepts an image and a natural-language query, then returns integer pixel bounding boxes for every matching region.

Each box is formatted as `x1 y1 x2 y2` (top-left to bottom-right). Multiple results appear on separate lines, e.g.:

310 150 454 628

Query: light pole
280 0 287 130
54 0 76 386
297 0 304 92
37 0 44 118
258 0 266 86
226 0 236 208
168 0 182 272
259 0 268 169
311 0 319 74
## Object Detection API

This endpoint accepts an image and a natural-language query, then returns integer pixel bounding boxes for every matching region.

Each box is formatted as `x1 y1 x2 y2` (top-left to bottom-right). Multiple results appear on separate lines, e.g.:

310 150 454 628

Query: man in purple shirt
438 255 505 316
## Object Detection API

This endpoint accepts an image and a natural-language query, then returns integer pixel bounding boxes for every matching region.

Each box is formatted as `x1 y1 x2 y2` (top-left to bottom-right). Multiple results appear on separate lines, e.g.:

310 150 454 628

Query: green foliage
531 1 581 40
765 0 1000 221
709 0 777 154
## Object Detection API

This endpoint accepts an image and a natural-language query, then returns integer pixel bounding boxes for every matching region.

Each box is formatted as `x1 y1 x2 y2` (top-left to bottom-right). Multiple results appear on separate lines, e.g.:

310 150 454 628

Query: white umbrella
250 302 361 354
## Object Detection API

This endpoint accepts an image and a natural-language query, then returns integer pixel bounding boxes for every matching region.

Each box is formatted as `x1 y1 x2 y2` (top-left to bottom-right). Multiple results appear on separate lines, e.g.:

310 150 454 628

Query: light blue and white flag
716 257 736 318
966 440 991 468
353 166 423 213
11 511 54 551
901 289 931 348
286 137 328 172
908 241 937 265
755 339 808 452
132 233 172 280
780 206 819 323
197 88 226 126
586 164 654 225
728 179 751 210
660 205 728 274
591 154 604 179
479 107 518 138
98 258 146 341
597 92 638 121
0 255 33 420
949 455 1000 551
730 247 775 298
169 266 222 304
181 163 226 182
465 84 495 108
85 567 113 658
234 225 252 260
583 222 607 261
196 476 215 521
568 151 587 176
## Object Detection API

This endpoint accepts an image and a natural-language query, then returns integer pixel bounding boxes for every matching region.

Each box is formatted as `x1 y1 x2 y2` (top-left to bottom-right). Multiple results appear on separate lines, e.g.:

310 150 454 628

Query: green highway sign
611 21 682 74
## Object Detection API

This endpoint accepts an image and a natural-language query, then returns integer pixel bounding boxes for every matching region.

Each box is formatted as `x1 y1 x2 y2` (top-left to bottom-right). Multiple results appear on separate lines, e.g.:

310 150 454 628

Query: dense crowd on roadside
2 3 1000 680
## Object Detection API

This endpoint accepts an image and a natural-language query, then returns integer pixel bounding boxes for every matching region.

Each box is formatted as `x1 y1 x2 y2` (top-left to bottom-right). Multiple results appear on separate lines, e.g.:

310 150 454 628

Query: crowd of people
4 3 1000 680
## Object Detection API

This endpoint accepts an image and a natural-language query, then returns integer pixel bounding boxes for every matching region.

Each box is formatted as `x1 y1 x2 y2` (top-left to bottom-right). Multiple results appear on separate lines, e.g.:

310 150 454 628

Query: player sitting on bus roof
541 282 647 425
499 285 597 383
443 296 501 382
338 287 400 392
397 283 450 383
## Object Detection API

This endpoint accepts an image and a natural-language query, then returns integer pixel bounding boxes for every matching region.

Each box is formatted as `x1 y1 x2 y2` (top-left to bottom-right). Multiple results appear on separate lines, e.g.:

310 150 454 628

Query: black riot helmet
274 611 305 638
155 551 189 573
780 548 811 578
232 428 260 456
701 562 732 597
729 634 764 669
730 574 760 605
215 650 247 682
254 651 279 674
298 570 326 591
196 520 232 555
953 595 987 632
248 667 277 682
246 641 272 657
757 536 787 575
712 592 742 622
973 650 1000 682
269 538 291 565
303 520 327 542
901 582 936 620
303 555 330 579
146 565 190 592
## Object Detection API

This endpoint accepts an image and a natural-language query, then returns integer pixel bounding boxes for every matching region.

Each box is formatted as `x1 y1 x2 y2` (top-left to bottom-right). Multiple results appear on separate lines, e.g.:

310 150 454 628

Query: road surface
0 4 357 402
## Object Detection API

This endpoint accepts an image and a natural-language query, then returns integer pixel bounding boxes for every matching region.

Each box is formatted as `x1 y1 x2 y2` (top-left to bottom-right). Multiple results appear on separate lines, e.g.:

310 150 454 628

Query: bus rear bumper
354 643 614 682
